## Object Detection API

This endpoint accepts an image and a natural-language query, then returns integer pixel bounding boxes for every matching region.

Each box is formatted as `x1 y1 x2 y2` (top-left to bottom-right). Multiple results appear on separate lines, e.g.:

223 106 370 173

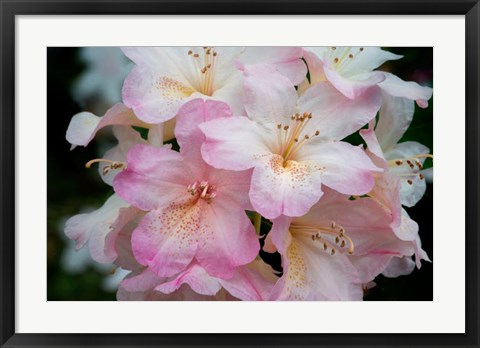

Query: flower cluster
65 47 432 301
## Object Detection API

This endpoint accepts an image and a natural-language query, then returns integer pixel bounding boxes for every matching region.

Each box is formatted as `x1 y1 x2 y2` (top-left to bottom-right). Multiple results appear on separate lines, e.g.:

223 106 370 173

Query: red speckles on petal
156 198 201 247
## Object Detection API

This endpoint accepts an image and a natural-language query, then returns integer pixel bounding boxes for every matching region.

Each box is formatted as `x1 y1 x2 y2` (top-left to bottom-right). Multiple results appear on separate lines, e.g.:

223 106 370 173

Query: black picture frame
1 0 478 347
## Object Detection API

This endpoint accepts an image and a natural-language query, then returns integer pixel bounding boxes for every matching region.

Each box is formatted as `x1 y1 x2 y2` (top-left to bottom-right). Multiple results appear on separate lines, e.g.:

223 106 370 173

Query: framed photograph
1 1 478 347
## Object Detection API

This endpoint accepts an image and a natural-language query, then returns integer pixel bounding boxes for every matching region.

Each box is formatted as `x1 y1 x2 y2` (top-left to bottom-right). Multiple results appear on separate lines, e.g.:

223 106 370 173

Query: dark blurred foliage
47 47 433 301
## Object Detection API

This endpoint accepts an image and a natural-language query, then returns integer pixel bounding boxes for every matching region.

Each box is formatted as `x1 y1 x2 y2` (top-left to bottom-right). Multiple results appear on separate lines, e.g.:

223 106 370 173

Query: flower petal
200 116 274 171
338 47 402 76
114 144 193 211
119 267 165 293
131 198 200 277
382 256 416 278
66 103 146 149
220 259 277 301
323 66 385 99
114 212 145 271
195 198 259 278
299 82 382 141
375 92 415 151
90 204 142 264
122 64 198 124
249 154 324 219
155 261 222 296
270 237 363 301
379 72 433 108
210 73 246 116
175 98 232 159
64 194 129 251
297 49 326 95
243 64 298 125
359 121 386 163
299 142 380 195
240 47 307 85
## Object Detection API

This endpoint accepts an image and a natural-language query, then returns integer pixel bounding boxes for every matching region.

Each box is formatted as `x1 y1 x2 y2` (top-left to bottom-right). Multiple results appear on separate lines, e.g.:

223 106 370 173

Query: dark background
47 47 433 301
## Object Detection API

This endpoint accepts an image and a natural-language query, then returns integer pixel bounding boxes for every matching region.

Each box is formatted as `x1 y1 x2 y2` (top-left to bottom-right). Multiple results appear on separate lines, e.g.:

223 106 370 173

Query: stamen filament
85 158 123 168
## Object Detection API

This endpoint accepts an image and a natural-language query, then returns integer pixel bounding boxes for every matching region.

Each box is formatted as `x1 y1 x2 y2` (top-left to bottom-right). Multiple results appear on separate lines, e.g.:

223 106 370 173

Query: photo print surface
47 47 433 301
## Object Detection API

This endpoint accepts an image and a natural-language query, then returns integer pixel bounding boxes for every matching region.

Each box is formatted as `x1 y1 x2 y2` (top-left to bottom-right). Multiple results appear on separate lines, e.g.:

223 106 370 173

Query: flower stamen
290 220 354 255
187 180 217 203
188 47 218 96
85 158 126 175
276 112 320 162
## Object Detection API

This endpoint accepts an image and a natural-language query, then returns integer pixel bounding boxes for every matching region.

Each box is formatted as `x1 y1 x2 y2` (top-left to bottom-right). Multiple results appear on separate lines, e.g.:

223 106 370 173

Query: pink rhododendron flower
265 188 426 300
121 47 306 124
113 99 259 279
200 65 382 219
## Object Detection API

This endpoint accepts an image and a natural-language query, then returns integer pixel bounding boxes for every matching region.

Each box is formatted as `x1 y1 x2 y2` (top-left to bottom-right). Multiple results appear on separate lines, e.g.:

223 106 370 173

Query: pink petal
349 254 402 283
64 194 129 251
243 64 298 124
249 154 324 219
114 145 193 211
299 82 382 141
119 267 165 293
94 205 142 264
200 116 273 171
268 215 293 255
131 198 200 277
382 256 416 278
114 211 145 271
220 259 277 301
359 121 386 163
210 73 246 116
195 197 259 278
122 64 197 124
299 141 380 196
239 47 307 85
368 172 402 231
379 72 433 108
155 262 222 296
323 66 385 99
297 50 326 94
374 92 415 151
175 98 232 160
66 103 146 149
393 209 419 242
206 167 254 210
